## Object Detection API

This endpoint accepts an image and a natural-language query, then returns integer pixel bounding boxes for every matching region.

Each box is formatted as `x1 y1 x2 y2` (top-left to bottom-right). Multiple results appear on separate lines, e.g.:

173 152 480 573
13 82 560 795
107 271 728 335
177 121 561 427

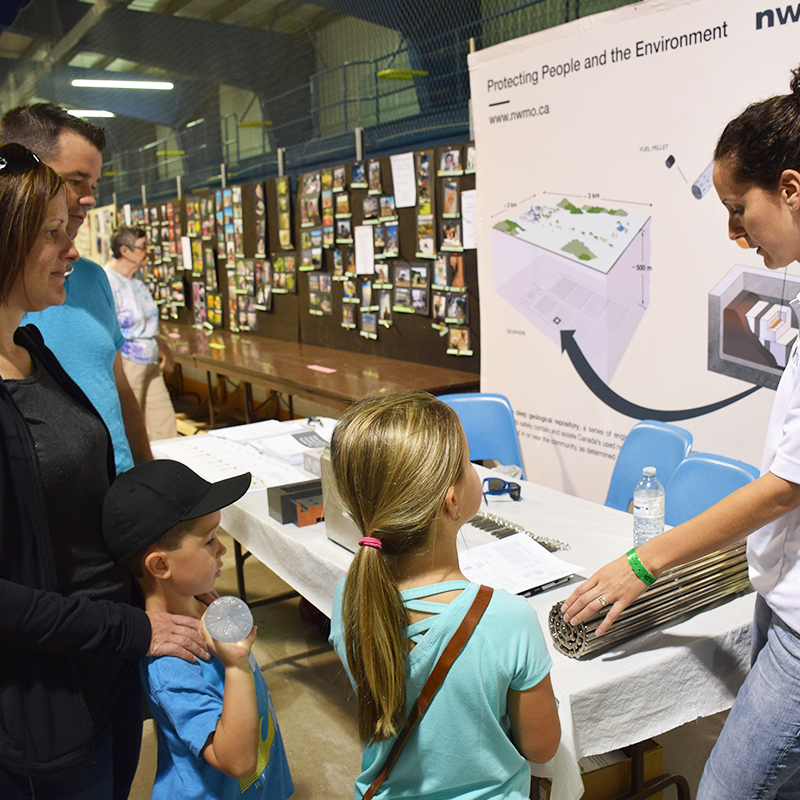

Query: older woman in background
105 225 177 441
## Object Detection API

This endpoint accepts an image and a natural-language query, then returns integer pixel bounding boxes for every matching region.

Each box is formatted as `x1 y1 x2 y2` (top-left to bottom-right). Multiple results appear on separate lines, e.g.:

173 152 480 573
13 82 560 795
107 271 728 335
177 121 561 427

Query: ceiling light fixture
71 79 174 90
68 109 116 118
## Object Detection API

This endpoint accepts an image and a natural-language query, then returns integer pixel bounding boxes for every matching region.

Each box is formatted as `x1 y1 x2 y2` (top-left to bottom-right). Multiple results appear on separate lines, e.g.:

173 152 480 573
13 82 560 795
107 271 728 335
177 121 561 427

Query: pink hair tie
358 536 383 550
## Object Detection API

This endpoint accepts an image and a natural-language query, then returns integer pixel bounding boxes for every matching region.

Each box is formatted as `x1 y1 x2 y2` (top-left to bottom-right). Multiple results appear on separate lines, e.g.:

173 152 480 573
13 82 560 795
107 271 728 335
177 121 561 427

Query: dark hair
111 226 147 259
0 144 64 303
715 66 800 189
124 517 197 579
0 104 106 162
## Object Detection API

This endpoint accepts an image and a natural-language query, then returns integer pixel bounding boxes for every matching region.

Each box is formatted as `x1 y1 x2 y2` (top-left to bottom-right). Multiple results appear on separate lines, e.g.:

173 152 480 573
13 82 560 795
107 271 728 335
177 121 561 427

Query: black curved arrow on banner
560 330 761 421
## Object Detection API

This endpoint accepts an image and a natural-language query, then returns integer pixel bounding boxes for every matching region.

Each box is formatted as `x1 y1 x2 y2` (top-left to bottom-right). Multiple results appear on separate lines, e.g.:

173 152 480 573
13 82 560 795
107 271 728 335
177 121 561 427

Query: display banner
469 0 800 501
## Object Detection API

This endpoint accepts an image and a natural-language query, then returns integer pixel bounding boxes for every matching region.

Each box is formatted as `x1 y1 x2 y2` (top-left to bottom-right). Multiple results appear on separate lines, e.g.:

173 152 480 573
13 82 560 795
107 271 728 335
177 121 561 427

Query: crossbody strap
362 584 493 800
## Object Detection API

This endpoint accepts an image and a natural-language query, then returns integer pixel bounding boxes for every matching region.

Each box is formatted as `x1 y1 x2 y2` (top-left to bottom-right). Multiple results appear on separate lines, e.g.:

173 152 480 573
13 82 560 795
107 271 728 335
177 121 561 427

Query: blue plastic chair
665 452 760 527
604 420 693 512
438 393 525 479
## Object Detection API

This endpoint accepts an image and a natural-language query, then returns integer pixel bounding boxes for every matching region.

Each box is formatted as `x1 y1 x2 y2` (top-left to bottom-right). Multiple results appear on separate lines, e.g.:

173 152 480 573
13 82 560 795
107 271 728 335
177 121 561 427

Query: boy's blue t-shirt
22 256 133 473
141 654 294 800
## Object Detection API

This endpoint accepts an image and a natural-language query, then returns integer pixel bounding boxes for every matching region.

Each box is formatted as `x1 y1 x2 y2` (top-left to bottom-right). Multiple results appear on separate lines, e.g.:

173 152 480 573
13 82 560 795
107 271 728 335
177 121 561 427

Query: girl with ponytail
562 65 800 797
329 392 559 799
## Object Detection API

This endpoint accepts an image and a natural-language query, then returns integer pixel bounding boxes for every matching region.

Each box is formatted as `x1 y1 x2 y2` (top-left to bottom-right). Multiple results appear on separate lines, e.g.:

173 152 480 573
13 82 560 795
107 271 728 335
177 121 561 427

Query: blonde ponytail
330 392 464 744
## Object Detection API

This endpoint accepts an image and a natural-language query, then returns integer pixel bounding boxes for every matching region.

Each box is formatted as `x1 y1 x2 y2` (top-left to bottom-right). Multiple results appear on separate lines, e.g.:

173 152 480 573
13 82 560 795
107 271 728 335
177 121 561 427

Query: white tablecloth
158 434 753 800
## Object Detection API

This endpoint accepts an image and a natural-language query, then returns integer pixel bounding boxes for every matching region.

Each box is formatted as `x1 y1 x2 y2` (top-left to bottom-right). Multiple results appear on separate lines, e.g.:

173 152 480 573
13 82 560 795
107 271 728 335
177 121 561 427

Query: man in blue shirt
0 103 152 472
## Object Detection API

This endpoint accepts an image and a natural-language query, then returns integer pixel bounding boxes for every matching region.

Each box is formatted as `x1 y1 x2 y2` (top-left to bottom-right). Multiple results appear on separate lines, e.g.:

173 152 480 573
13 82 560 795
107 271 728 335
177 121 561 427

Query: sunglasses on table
482 477 521 504
0 143 40 176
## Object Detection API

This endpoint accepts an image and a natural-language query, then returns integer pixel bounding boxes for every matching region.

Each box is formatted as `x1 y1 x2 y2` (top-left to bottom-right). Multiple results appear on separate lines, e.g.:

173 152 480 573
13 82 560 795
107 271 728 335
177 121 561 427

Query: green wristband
626 548 656 586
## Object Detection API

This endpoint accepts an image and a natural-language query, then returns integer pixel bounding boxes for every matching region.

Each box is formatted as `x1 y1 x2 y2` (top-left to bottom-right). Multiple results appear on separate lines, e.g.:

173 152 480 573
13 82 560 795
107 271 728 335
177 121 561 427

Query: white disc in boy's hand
204 596 254 642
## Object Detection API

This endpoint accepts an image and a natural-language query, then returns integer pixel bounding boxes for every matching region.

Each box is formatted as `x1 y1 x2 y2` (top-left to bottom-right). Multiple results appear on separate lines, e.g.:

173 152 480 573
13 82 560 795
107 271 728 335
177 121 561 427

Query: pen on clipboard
522 574 574 598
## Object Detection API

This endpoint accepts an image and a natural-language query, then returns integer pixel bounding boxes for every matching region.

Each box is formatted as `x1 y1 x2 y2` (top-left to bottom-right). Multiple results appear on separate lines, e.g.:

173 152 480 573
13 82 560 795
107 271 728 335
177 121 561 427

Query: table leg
205 371 215 428
620 740 691 799
232 540 299 609
244 382 254 424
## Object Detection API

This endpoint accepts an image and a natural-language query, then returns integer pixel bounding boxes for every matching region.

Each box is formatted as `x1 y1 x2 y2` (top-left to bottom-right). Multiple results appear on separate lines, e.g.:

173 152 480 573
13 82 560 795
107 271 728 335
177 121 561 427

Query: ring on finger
597 595 608 608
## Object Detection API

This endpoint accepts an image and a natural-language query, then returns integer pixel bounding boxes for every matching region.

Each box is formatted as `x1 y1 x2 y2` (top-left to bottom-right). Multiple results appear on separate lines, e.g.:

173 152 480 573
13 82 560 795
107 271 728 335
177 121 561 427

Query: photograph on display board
368 160 382 194
448 327 470 353
276 176 293 250
439 147 462 176
311 247 322 269
191 239 203 277
465 144 476 174
373 225 386 258
342 304 356 328
236 258 255 295
447 253 465 288
433 255 448 288
432 291 447 323
361 311 377 336
441 220 463 251
412 286 429 315
237 296 250 331
227 275 239 330
321 170 333 191
300 249 313 271
343 279 357 301
323 226 334 248
332 249 344 278
378 290 393 325
192 282 206 327
336 218 353 244
361 279 373 308
206 293 222 328
445 294 469 325
384 223 399 258
335 192 351 217
233 218 244 257
333 165 346 191
362 195 379 222
410 263 428 289
379 195 397 221
394 264 411 289
418 181 432 216
393 286 412 313
310 228 322 247
255 259 272 310
308 272 321 314
272 253 297 294
375 261 390 284
416 216 435 257
351 161 367 188
443 180 459 217
319 273 332 314
203 244 217 292
170 280 185 307
344 247 355 275
322 188 333 211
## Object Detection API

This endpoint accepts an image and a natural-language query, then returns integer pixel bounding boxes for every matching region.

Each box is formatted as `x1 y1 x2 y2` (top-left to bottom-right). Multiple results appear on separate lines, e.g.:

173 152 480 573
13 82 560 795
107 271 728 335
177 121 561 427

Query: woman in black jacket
0 144 207 800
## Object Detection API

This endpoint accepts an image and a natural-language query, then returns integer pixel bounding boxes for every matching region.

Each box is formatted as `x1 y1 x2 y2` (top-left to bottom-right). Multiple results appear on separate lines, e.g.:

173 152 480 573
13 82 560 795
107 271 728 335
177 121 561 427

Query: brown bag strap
362 584 493 800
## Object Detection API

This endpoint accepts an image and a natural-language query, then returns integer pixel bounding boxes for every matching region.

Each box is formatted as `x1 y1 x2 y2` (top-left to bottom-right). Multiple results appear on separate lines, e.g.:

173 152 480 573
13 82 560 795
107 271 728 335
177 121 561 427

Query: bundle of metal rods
548 544 752 659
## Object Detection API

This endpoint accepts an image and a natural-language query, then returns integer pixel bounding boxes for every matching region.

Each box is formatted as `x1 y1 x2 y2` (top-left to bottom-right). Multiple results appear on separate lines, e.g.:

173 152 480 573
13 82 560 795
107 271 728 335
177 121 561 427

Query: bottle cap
643 467 656 476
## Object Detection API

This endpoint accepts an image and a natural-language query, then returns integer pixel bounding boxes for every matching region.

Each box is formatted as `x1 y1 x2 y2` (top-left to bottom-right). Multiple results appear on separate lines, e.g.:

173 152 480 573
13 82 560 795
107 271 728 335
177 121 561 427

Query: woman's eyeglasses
482 477 521 504
0 143 40 176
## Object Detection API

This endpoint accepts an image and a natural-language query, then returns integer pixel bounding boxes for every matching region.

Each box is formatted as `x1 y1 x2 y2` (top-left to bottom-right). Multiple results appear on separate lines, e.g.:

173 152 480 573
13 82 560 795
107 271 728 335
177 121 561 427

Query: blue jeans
698 595 800 799
0 666 143 800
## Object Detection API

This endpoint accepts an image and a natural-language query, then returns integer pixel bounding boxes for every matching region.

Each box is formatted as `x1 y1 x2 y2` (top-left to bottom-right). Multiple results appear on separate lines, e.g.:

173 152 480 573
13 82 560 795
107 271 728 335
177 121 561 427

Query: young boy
102 459 294 800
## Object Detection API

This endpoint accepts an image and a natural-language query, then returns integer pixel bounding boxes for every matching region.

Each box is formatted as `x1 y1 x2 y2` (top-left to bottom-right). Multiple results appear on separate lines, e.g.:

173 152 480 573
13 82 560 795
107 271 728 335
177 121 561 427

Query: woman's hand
146 610 209 661
560 552 653 636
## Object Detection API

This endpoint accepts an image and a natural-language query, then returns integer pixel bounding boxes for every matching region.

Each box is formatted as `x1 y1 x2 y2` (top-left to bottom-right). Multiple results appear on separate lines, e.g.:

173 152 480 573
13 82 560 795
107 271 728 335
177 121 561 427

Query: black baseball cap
102 459 251 563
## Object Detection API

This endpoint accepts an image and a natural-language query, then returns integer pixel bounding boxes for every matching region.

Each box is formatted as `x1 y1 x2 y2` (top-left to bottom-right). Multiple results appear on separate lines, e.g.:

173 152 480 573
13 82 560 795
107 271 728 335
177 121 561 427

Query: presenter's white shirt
748 292 800 631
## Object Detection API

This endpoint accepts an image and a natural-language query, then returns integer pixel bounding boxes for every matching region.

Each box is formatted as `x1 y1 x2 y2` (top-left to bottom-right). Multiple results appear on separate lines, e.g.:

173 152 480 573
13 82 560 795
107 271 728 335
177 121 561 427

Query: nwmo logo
756 5 800 28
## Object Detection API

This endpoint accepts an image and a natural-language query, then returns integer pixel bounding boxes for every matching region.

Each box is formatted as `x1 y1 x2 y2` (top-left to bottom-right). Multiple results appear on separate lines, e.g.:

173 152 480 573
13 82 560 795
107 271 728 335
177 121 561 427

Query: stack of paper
459 533 584 596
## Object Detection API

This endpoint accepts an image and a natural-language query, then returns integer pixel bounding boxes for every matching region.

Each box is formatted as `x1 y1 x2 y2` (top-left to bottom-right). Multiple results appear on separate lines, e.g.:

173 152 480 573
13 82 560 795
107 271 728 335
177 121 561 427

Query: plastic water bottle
204 596 254 643
632 467 665 548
